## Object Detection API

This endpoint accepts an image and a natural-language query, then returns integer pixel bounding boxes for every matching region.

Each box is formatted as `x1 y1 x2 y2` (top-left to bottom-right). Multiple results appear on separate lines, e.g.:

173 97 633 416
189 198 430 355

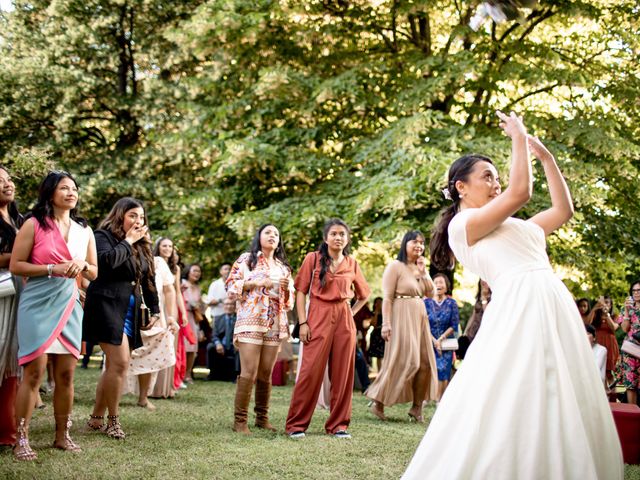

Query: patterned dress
424 296 460 381
615 305 640 390
226 252 293 347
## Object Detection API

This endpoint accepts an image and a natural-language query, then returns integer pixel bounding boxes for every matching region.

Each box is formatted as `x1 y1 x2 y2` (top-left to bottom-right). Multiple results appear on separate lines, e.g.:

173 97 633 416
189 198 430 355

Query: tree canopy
1 0 639 299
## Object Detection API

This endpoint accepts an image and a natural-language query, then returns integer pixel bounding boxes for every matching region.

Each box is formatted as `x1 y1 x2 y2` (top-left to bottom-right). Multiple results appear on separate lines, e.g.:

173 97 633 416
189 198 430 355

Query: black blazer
82 229 159 349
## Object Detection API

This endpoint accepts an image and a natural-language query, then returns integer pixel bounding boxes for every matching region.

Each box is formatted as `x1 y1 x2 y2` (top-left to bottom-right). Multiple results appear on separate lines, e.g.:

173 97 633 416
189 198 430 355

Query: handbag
0 270 15 298
621 339 640 359
139 284 151 330
441 337 459 351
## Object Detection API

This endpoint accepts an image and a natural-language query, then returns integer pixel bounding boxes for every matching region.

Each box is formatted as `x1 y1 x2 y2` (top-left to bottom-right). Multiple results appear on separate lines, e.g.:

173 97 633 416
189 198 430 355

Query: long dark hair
31 170 87 231
429 154 493 271
247 223 291 272
99 197 155 292
0 166 24 253
592 295 614 329
318 218 351 288
397 230 425 264
153 236 178 275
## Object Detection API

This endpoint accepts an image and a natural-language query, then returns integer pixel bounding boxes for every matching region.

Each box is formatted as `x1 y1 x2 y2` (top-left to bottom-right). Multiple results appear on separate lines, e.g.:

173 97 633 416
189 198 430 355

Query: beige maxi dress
365 260 437 405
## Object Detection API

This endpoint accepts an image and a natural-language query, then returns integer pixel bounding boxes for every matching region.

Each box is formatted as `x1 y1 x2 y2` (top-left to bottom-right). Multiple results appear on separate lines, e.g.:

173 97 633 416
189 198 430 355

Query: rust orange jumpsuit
286 252 370 435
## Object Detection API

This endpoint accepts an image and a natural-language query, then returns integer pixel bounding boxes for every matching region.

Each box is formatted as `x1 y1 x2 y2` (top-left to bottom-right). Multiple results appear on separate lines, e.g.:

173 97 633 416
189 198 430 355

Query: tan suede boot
254 380 276 431
233 376 253 434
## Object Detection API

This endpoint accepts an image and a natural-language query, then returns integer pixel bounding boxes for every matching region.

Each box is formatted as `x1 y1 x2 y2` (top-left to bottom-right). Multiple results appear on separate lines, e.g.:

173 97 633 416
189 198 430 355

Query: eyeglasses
632 289 640 293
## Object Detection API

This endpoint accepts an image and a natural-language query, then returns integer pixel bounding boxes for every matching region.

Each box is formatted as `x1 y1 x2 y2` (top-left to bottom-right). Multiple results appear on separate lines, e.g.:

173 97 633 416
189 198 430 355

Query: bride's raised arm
526 136 574 236
464 111 532 245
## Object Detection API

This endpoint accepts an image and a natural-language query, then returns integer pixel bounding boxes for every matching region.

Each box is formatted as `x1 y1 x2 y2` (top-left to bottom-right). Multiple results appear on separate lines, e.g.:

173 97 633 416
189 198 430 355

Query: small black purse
139 284 151 330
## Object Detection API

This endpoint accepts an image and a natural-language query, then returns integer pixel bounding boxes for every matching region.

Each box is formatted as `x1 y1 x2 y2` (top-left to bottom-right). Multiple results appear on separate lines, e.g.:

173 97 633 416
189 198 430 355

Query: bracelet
82 262 89 272
298 321 307 326
47 264 54 278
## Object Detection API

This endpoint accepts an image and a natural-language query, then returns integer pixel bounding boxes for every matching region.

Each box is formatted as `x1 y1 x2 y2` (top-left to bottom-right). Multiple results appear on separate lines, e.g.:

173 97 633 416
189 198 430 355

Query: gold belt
395 295 421 299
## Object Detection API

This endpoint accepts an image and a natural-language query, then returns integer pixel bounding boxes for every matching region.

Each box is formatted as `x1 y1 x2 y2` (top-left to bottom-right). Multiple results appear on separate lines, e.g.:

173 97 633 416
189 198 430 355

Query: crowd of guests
0 166 638 461
577 290 640 406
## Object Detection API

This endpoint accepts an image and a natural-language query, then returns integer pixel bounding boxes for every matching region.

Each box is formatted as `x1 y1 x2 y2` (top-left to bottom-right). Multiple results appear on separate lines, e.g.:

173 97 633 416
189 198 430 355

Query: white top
154 257 175 327
68 220 91 261
592 343 607 383
207 277 227 318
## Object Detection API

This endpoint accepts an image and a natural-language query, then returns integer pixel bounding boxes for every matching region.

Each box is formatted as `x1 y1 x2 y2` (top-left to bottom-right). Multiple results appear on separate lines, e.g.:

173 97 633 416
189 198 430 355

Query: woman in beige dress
366 230 437 423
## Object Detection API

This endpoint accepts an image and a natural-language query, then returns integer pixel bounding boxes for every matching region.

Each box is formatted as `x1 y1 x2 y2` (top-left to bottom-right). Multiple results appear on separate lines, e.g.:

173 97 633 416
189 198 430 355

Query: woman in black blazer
83 197 159 440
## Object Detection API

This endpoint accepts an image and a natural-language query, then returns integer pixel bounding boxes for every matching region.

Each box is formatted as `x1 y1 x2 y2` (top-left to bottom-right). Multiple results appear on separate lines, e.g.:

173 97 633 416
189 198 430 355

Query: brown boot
254 380 276 431
53 414 82 452
233 376 253 434
13 418 37 461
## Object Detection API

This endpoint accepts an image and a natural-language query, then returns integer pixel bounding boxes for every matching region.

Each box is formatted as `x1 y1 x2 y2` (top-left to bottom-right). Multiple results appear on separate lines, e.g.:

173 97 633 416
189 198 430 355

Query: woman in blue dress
424 273 459 401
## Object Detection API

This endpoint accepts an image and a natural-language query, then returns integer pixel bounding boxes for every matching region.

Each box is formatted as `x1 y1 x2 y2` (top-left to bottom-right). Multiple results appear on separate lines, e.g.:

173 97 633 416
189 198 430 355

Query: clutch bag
621 339 640 359
441 338 459 351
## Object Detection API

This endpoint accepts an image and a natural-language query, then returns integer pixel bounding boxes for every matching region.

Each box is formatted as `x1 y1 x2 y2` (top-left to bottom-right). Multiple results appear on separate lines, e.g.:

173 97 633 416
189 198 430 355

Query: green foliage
0 0 639 302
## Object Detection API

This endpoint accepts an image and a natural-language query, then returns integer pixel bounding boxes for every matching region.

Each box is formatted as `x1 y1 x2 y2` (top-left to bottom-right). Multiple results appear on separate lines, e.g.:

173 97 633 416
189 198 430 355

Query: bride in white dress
403 112 623 479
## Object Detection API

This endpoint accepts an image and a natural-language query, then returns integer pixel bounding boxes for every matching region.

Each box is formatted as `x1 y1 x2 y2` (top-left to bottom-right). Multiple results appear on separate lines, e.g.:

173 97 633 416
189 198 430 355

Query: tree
1 0 639 300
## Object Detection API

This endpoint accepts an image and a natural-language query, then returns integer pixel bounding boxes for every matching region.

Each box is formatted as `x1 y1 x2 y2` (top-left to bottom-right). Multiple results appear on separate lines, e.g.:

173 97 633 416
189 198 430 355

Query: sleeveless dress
402 210 623 480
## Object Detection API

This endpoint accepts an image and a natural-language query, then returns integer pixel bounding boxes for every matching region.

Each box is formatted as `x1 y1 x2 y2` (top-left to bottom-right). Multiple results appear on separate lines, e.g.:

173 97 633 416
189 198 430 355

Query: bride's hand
527 135 554 163
497 111 527 139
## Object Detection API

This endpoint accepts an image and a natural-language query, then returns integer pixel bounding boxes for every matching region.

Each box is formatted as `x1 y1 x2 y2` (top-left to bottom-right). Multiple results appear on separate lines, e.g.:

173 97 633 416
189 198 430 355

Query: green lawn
2 364 639 479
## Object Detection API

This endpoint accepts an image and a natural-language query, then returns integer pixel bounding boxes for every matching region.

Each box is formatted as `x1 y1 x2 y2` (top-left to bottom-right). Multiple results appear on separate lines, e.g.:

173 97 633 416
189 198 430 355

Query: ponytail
429 204 458 271
429 154 494 272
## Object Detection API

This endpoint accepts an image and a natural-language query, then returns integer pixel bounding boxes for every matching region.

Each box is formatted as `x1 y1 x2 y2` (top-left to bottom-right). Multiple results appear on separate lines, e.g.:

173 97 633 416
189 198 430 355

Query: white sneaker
288 431 305 439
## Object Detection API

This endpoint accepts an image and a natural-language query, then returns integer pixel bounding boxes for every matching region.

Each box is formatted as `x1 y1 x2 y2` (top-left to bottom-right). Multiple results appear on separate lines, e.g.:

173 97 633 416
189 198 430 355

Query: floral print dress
424 296 460 381
616 305 640 389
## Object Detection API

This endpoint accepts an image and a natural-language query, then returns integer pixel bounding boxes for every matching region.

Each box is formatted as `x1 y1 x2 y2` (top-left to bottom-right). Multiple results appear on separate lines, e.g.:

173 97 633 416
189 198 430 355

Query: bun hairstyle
429 154 493 271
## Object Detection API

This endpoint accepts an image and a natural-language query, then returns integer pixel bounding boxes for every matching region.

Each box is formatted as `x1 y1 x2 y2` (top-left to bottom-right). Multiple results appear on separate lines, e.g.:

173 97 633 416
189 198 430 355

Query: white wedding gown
403 209 623 480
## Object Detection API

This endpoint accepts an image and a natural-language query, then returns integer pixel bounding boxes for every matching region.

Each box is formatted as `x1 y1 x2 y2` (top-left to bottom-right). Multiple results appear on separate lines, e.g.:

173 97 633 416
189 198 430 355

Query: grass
2 363 640 480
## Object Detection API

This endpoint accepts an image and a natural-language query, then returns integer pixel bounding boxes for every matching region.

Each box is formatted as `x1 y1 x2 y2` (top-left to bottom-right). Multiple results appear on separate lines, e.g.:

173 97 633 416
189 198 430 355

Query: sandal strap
105 415 126 440
14 418 37 461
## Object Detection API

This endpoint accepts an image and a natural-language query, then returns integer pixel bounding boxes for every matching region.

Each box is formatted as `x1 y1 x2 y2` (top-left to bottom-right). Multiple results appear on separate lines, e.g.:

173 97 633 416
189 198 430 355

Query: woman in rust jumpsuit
286 219 370 439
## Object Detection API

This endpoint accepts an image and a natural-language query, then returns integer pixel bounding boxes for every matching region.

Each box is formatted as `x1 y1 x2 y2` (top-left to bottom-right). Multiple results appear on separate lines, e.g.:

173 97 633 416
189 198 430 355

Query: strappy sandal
53 415 82 452
105 415 126 440
13 418 37 461
407 406 424 424
86 414 105 432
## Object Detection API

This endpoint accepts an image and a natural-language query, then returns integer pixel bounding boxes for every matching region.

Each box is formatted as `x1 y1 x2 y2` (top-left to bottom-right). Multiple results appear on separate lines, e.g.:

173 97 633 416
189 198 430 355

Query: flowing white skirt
402 270 623 480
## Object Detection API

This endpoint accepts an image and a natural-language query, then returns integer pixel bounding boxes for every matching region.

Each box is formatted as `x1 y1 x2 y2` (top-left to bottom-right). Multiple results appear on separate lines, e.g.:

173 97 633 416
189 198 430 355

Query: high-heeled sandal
53 415 82 452
13 418 37 461
105 415 126 440
407 406 424 424
370 401 387 421
86 414 104 432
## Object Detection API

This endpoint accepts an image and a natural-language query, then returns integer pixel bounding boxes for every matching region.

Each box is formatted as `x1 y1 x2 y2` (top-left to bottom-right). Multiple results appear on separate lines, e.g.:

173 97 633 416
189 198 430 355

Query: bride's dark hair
429 154 493 271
